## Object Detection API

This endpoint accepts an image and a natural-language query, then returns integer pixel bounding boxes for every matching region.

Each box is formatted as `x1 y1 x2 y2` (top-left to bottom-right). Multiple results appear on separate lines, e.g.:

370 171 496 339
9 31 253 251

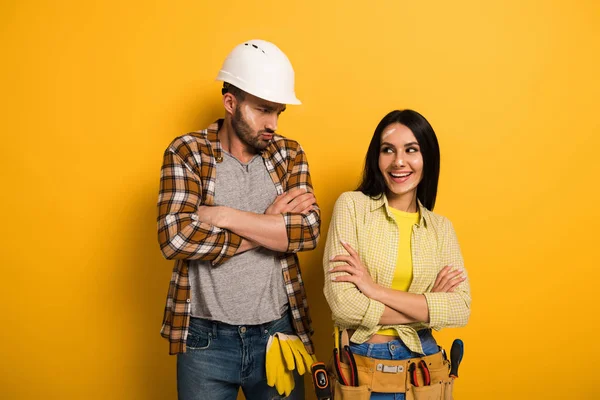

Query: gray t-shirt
189 151 289 324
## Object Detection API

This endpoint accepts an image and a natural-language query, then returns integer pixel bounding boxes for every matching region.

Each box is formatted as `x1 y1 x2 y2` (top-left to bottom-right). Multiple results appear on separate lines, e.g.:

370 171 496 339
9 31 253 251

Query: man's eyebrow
260 104 286 113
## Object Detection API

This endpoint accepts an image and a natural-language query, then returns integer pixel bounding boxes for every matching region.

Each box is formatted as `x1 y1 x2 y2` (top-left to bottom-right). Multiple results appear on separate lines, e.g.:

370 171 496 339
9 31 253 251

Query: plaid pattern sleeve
157 136 242 265
422 218 471 330
280 143 320 253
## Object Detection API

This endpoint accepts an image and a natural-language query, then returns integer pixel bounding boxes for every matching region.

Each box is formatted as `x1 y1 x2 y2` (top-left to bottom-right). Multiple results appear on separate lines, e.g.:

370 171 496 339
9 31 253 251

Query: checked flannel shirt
157 120 320 355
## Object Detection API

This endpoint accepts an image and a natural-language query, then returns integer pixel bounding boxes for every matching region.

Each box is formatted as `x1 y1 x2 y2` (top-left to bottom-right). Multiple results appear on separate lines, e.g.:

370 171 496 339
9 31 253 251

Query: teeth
391 172 411 178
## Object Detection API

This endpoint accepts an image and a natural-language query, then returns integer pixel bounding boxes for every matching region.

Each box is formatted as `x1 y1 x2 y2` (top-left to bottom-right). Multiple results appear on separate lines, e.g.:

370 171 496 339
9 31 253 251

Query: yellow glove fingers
276 333 296 371
274 356 294 396
291 345 306 375
265 335 280 388
289 337 313 376
275 364 286 396
298 348 314 375
282 365 295 396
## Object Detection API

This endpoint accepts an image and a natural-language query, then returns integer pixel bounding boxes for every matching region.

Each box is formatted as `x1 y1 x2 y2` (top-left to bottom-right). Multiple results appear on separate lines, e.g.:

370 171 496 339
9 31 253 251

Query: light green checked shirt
323 191 471 354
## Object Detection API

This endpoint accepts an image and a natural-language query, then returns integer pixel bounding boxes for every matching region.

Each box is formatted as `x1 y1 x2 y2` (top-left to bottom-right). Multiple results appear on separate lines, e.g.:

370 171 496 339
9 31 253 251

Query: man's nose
265 114 278 133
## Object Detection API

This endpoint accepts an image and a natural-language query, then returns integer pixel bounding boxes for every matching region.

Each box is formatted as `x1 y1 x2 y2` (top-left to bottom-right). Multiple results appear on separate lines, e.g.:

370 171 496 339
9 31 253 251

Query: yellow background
1 0 599 399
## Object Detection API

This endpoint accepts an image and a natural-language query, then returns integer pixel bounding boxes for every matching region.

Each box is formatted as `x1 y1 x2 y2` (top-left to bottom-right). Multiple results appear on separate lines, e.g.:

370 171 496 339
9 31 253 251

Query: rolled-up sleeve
283 145 321 253
323 193 384 330
423 219 471 330
157 144 241 266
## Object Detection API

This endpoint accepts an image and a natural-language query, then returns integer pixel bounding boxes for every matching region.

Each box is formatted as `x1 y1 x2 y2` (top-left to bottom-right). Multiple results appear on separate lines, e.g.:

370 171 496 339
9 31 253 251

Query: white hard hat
216 39 301 105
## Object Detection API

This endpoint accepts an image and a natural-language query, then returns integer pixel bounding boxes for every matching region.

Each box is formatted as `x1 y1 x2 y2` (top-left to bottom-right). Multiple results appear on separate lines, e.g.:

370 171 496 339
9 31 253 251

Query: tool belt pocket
406 382 442 400
406 380 454 400
332 380 371 400
406 358 454 400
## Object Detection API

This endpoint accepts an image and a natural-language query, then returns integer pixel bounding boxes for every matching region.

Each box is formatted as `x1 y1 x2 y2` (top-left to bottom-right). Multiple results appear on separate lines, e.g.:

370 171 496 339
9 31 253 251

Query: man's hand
265 188 315 215
197 205 226 227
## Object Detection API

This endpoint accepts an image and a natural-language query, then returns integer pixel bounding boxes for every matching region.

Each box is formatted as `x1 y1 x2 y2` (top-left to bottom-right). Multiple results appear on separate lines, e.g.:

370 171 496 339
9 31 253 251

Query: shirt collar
370 194 429 228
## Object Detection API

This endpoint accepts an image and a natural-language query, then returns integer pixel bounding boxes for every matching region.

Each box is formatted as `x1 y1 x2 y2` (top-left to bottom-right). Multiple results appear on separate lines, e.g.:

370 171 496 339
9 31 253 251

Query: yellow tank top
377 207 420 336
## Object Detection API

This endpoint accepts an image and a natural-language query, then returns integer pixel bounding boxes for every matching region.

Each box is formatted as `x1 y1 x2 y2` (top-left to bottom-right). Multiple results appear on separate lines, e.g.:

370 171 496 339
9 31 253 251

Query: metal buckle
376 364 404 373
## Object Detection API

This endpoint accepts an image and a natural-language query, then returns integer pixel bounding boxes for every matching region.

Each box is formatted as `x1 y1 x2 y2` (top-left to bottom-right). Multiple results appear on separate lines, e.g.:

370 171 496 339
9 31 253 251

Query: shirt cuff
423 292 445 330
360 298 385 330
283 211 319 253
211 230 242 267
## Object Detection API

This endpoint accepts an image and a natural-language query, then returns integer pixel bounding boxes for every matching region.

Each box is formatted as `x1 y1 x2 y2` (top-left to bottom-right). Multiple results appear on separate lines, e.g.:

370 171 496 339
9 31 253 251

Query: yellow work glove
265 333 316 396
276 332 317 376
265 334 295 397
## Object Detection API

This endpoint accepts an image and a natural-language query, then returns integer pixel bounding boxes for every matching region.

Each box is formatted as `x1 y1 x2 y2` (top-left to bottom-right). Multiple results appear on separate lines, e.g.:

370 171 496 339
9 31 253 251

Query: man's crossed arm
197 188 316 254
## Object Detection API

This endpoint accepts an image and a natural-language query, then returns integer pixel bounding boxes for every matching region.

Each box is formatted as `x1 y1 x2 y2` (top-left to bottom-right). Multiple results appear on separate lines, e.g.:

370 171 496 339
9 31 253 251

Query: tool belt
328 329 454 400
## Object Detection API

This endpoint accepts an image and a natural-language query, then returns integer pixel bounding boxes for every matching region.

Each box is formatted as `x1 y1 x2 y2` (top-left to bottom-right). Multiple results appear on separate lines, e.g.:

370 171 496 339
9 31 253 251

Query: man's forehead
246 93 286 112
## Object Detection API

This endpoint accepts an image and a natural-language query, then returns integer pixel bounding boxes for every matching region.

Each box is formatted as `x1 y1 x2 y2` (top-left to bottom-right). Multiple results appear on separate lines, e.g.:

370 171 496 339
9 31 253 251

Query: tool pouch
331 380 371 400
405 357 454 400
328 330 454 400
405 379 454 400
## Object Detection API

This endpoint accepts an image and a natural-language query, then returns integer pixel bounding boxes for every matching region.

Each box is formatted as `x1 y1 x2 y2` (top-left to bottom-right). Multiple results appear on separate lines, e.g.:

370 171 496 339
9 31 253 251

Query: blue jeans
349 329 439 400
177 312 304 400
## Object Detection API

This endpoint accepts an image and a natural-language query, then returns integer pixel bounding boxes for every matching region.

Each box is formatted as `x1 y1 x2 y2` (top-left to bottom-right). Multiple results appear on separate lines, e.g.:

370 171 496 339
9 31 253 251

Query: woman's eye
381 147 394 154
406 147 419 153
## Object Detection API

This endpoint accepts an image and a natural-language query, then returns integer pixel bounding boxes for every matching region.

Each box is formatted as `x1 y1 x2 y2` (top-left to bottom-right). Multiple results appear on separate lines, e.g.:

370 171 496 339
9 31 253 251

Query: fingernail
329 257 335 261
330 276 336 281
340 240 347 245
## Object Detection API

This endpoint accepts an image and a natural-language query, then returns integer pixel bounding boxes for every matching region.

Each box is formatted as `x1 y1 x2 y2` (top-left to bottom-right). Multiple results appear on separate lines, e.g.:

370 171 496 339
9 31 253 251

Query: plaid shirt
157 120 320 355
323 191 471 354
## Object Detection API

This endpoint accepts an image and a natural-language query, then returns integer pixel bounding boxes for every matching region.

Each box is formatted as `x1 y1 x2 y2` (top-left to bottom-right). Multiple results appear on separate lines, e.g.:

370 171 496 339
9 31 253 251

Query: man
157 39 320 400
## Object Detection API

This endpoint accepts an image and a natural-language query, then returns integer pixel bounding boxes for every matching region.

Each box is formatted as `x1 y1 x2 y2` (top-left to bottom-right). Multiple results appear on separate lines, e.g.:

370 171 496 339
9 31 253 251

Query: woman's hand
328 241 380 299
432 265 466 292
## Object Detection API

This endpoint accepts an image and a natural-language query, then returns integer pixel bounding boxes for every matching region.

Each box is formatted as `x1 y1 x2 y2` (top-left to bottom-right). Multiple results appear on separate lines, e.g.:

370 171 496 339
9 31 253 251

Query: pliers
343 345 359 387
409 360 431 387
333 345 359 386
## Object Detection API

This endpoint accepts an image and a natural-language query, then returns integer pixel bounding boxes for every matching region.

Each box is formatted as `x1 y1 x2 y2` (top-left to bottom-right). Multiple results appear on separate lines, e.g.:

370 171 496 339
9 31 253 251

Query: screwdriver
449 339 464 379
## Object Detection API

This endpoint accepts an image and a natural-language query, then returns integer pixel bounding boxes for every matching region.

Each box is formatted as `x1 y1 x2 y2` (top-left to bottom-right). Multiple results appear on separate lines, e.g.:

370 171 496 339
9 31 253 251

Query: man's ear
223 92 237 115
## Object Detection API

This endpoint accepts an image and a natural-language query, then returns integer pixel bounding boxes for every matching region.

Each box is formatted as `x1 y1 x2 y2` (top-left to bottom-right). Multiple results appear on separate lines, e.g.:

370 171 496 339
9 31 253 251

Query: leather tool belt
328 329 455 400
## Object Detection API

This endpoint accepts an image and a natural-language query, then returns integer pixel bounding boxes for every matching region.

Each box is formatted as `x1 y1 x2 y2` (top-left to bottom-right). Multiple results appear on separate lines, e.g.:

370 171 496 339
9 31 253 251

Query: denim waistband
350 329 439 358
189 312 294 339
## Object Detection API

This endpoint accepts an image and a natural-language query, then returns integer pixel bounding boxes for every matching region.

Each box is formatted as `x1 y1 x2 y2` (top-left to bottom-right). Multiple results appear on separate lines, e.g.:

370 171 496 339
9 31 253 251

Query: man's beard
231 107 270 152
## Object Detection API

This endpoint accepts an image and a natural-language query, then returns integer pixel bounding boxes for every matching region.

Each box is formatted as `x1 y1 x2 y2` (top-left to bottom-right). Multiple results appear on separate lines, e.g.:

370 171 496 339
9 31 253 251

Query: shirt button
216 156 223 162
186 299 190 303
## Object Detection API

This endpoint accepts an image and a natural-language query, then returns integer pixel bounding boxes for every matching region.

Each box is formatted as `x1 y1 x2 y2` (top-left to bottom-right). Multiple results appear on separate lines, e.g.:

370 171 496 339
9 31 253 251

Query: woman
323 110 471 399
